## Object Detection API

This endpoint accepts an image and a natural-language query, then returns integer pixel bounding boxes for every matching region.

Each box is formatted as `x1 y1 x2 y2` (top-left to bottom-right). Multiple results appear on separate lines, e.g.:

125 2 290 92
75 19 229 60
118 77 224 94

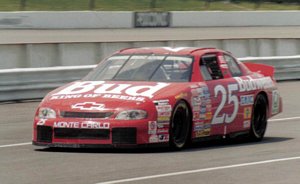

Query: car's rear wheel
170 101 191 149
249 94 268 141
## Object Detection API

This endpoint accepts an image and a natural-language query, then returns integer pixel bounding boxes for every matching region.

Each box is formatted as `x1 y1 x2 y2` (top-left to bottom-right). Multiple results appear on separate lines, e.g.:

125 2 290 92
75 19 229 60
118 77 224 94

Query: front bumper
32 118 170 148
32 141 168 149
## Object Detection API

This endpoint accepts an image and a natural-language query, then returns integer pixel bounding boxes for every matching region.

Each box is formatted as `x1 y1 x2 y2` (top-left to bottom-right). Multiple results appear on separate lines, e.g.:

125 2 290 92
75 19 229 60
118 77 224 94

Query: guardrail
0 55 299 101
239 55 300 81
0 65 95 101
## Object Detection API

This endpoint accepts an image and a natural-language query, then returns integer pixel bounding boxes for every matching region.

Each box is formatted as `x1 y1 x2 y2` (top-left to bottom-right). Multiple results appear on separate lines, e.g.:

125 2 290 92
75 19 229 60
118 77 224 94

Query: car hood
40 81 193 111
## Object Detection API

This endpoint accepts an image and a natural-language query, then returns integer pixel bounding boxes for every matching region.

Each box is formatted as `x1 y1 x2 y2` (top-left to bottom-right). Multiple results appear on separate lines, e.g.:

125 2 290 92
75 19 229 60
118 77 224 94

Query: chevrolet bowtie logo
71 102 105 111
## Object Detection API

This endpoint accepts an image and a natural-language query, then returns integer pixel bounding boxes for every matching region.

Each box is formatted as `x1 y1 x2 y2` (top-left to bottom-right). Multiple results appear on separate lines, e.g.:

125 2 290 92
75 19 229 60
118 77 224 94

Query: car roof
115 47 223 56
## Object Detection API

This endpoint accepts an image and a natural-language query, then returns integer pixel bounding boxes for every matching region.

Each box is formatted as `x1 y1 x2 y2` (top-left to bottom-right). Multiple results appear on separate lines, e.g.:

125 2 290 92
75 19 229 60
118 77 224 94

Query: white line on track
0 142 31 148
269 116 300 122
96 156 300 184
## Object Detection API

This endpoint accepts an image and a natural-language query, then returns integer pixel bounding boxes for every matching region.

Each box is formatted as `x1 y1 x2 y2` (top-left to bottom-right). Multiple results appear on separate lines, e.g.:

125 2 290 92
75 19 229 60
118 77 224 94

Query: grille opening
54 128 110 140
112 128 137 145
37 126 52 143
60 111 113 119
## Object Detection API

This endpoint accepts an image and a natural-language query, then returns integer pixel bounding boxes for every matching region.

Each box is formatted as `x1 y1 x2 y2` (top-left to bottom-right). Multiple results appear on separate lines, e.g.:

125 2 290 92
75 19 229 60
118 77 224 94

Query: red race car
33 47 282 149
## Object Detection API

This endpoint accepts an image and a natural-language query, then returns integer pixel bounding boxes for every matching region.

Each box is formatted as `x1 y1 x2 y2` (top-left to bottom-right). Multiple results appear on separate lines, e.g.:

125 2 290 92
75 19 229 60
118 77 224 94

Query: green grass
0 0 299 11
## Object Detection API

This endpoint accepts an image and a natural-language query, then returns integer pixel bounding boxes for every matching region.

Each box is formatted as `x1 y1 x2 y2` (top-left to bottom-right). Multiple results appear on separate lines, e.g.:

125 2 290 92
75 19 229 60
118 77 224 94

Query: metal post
255 0 261 9
205 0 211 8
150 0 157 9
20 0 26 11
89 0 96 10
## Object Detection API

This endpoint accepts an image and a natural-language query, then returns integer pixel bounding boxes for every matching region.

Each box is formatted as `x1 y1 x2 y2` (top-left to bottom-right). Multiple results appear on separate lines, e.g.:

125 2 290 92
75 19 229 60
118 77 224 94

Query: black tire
249 94 268 141
170 101 191 149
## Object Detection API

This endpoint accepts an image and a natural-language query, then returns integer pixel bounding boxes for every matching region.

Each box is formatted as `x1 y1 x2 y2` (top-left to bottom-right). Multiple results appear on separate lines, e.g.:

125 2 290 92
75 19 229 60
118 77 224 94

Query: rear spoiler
243 62 275 78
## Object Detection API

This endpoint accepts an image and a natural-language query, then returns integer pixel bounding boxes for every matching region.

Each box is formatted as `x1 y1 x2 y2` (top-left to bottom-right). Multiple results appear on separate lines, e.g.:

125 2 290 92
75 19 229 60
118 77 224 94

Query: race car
32 47 282 149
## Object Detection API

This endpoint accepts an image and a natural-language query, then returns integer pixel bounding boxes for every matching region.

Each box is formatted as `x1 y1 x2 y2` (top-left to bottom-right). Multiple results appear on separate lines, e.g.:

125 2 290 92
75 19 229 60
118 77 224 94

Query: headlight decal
115 110 147 120
38 108 56 119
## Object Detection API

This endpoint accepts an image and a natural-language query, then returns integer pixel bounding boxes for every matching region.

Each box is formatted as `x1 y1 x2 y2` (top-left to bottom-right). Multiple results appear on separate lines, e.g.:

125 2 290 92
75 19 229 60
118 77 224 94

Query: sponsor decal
54 121 79 128
200 113 206 120
102 94 145 102
194 124 204 131
191 87 203 96
206 99 212 110
153 99 169 105
148 120 170 142
51 94 145 102
158 134 169 142
157 122 169 128
244 107 252 119
190 85 212 122
192 106 200 112
53 121 110 129
190 85 198 89
190 84 213 123
81 121 110 129
193 111 200 121
235 76 274 92
149 135 159 143
148 121 157 134
205 112 212 120
157 128 169 134
51 94 101 100
195 129 210 138
200 105 206 113
71 102 105 111
157 116 170 122
52 81 169 99
157 111 172 117
240 95 254 106
243 120 251 128
192 96 201 106
156 104 172 112
194 122 211 137
175 93 188 100
201 86 210 99
272 90 280 114
154 100 172 122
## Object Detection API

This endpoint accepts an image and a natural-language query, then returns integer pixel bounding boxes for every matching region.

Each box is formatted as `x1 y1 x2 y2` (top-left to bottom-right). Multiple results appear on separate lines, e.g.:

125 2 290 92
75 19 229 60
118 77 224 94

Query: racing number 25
212 84 239 124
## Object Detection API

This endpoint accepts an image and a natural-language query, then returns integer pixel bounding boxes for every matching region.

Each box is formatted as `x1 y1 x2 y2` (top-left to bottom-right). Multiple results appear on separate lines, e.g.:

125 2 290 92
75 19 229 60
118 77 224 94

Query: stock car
32 47 282 149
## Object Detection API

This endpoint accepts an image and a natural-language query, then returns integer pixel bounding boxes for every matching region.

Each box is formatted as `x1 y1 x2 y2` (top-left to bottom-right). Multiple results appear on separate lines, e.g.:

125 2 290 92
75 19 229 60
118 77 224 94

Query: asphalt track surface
0 81 299 184
1 26 300 44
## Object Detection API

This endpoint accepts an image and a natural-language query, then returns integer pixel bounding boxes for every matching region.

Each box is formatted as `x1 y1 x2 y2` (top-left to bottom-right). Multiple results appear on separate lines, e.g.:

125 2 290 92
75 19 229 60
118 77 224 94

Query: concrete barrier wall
172 11 300 27
0 11 132 29
0 11 300 29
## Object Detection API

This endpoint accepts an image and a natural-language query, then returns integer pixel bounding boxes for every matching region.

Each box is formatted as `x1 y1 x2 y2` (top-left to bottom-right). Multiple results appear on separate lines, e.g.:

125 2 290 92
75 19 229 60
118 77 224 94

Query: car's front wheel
170 101 191 149
249 94 268 141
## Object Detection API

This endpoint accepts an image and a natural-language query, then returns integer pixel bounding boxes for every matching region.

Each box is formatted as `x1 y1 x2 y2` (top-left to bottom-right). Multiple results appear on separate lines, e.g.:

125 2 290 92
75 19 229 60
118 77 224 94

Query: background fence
1 0 299 11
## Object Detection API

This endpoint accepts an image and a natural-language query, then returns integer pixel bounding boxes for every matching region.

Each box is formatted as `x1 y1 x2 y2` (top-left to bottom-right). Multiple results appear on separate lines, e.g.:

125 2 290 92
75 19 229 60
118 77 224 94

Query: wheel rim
171 103 189 148
252 95 267 137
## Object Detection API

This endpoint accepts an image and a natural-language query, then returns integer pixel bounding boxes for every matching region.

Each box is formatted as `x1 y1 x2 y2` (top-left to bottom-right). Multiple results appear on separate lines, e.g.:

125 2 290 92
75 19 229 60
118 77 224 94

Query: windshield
84 55 193 82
